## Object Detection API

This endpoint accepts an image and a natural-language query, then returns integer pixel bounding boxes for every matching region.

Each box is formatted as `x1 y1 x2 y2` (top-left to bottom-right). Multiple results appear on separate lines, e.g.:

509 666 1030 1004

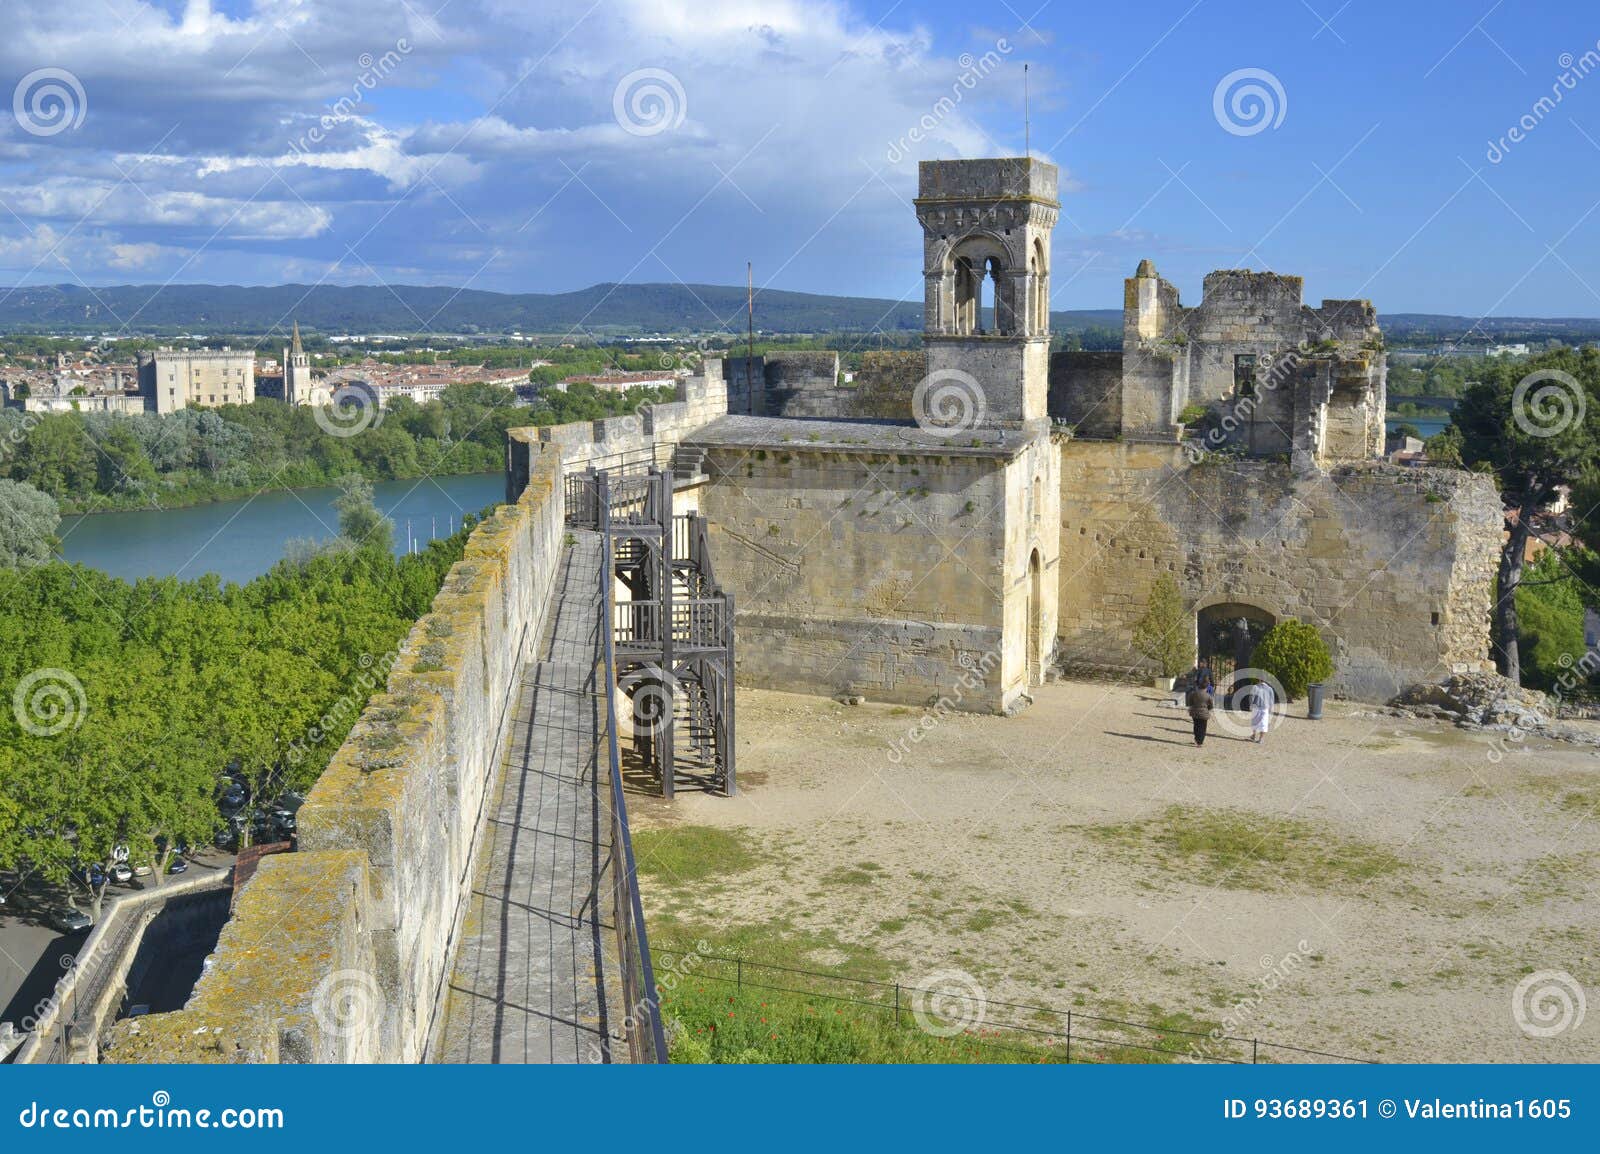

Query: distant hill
0 282 1111 338
0 282 1590 344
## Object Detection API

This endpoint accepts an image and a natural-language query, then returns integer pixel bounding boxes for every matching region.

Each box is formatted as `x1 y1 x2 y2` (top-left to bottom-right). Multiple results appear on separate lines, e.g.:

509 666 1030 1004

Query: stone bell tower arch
915 158 1059 428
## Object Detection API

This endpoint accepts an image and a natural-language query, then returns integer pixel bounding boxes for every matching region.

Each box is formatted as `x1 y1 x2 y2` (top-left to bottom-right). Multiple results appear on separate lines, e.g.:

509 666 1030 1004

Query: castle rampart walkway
432 530 622 1063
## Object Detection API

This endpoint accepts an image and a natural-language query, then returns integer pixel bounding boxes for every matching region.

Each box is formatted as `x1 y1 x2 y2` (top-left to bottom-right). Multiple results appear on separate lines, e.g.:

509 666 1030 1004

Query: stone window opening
1234 353 1258 399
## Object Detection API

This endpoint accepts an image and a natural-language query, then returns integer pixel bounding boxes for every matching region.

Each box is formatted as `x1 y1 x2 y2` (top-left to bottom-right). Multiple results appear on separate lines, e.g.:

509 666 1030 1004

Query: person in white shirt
1249 680 1276 743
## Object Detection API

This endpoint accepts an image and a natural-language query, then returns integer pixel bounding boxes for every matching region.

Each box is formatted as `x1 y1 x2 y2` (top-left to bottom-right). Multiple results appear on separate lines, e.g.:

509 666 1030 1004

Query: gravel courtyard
631 680 1600 1063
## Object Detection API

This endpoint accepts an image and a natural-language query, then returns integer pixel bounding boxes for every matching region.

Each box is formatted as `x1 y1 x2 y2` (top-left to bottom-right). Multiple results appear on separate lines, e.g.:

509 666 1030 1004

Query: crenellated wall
105 445 568 1064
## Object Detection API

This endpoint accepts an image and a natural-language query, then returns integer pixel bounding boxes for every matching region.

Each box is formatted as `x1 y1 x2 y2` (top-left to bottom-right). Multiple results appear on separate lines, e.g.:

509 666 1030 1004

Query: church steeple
285 320 310 405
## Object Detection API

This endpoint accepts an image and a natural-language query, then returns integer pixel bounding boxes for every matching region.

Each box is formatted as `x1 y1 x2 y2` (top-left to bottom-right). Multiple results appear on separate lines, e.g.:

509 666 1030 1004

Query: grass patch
650 921 1213 1065
1084 805 1406 892
632 826 759 885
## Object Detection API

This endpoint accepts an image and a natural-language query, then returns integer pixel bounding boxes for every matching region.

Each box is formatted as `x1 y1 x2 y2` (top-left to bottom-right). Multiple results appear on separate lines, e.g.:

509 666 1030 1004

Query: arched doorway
1027 549 1043 686
1196 602 1275 700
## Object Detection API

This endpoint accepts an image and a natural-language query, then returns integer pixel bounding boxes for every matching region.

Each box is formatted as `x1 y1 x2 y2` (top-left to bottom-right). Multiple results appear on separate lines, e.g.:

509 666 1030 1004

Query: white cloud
0 0 1048 292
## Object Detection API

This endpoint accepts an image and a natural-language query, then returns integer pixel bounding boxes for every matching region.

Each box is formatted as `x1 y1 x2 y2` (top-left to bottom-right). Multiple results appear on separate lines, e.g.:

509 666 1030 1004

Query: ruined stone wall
1049 351 1122 437
107 445 568 1064
1056 440 1500 701
507 362 728 495
1183 271 1308 405
851 350 925 420
762 351 843 416
696 445 1018 711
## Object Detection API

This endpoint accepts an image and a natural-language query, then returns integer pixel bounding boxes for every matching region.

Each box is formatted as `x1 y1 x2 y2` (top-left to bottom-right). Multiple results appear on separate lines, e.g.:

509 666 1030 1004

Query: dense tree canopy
0 495 484 914
0 384 671 513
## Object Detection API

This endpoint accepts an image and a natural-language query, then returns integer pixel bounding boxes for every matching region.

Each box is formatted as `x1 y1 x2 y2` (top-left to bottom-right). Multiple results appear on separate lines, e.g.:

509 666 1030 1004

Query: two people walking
1184 662 1275 747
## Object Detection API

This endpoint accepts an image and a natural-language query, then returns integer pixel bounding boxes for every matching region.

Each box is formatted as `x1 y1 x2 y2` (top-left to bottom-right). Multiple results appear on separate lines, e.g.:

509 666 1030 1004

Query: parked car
48 908 91 934
219 783 247 814
78 864 106 889
131 863 152 877
110 863 133 884
167 857 188 875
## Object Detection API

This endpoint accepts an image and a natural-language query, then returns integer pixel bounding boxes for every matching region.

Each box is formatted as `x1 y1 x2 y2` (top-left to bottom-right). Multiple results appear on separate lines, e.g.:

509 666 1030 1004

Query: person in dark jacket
1186 682 1214 746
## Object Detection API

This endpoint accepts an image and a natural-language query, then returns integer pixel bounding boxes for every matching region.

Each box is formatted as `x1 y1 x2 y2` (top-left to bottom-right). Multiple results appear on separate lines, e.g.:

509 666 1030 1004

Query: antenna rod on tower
746 261 755 415
1024 63 1031 158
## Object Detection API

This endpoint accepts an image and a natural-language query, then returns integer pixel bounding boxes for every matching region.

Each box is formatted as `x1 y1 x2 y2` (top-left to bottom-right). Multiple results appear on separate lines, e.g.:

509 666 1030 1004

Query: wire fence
654 946 1372 1065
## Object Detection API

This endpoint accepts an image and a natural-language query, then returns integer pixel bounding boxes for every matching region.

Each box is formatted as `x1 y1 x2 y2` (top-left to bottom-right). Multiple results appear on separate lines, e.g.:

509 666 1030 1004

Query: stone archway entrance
1027 549 1044 686
1197 602 1275 695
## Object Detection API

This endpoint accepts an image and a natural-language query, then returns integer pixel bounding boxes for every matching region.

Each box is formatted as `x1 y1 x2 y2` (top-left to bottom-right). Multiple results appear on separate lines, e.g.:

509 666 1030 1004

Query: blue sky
1 0 1598 320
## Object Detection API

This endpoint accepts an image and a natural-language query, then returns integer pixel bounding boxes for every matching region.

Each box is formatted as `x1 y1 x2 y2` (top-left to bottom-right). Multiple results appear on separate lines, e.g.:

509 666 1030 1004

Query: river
57 473 506 585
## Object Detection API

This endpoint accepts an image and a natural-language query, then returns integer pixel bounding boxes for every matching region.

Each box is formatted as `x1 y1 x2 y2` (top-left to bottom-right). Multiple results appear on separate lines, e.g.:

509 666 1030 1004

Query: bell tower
284 320 311 405
915 158 1058 427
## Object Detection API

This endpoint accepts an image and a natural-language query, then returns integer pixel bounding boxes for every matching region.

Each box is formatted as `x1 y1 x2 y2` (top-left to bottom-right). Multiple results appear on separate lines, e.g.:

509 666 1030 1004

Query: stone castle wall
847 350 924 420
695 444 1019 711
1055 440 1501 700
508 362 729 496
107 444 568 1063
1048 350 1122 437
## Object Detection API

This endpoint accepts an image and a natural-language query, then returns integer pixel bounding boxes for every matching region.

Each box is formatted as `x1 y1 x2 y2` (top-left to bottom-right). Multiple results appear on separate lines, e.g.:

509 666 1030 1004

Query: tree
1390 422 1422 443
12 416 96 497
333 473 393 553
1249 620 1334 701
1454 347 1599 684
0 479 60 568
1424 425 1464 468
1131 574 1192 679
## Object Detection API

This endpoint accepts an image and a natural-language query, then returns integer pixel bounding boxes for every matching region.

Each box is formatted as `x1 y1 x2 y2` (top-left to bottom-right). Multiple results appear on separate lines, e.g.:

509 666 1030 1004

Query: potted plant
1131 574 1191 691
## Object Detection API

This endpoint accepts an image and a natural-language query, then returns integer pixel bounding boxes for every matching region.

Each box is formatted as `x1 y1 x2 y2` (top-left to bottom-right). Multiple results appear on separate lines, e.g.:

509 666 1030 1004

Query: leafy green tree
1390 422 1422 443
12 415 96 496
91 420 157 496
0 479 60 567
1424 425 1464 467
1249 620 1334 700
1513 550 1591 692
334 473 393 553
1131 574 1191 679
1454 347 1600 684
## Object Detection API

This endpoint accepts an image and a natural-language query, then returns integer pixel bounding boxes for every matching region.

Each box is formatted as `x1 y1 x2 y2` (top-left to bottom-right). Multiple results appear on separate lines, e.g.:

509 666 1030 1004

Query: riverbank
55 466 501 516
57 472 504 584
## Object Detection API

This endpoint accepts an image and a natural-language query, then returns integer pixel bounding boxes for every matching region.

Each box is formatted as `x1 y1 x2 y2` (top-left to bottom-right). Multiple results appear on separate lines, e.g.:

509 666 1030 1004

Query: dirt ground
631 680 1600 1063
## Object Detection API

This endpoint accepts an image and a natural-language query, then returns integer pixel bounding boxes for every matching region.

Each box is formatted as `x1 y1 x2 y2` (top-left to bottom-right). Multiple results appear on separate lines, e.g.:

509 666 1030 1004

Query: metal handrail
597 471 670 1064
